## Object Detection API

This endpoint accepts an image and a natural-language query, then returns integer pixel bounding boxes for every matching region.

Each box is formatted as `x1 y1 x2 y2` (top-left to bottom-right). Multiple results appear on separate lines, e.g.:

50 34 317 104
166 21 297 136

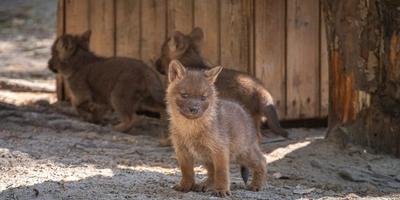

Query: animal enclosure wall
56 0 328 120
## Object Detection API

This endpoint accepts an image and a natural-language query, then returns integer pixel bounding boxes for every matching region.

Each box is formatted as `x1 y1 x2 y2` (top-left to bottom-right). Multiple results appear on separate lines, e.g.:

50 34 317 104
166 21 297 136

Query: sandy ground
0 1 400 200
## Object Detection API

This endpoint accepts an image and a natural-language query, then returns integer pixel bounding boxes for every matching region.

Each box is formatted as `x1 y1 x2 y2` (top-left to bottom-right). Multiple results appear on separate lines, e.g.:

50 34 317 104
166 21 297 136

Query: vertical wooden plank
167 0 194 35
193 0 220 65
220 0 251 72
254 0 286 118
115 0 140 58
141 0 167 66
56 0 65 36
56 0 65 101
89 0 115 57
247 0 255 76
65 0 89 34
320 7 329 117
286 0 320 119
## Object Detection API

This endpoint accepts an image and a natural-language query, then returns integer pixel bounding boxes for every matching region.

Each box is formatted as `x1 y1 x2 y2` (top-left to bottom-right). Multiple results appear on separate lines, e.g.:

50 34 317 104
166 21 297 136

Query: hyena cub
48 31 165 132
167 60 267 197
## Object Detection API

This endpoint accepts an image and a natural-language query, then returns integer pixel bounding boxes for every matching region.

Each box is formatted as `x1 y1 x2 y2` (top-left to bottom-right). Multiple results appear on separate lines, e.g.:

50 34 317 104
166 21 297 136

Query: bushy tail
264 105 288 138
240 165 250 184
257 87 288 138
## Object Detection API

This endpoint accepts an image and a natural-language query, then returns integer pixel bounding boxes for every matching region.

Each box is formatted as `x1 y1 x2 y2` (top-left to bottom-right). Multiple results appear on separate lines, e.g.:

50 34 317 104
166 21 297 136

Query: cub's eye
200 95 207 101
181 93 188 99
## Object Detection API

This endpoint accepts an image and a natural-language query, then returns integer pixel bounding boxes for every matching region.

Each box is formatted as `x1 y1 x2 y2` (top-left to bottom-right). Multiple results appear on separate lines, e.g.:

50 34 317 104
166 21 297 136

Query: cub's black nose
47 59 58 73
189 107 199 114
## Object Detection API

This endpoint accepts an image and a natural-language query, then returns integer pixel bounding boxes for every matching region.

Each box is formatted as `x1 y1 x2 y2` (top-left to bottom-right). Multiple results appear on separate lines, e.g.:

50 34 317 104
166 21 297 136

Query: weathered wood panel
320 8 329 117
220 0 251 72
141 0 167 66
254 0 286 116
167 0 194 35
286 0 320 119
65 0 89 34
89 0 115 57
57 0 65 36
247 0 255 75
58 0 329 120
193 0 220 65
115 0 140 58
56 0 65 101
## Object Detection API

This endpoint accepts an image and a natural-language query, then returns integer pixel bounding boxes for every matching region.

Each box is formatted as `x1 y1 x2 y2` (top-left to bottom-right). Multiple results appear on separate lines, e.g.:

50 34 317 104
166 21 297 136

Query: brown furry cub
167 60 267 197
156 28 288 141
48 31 165 132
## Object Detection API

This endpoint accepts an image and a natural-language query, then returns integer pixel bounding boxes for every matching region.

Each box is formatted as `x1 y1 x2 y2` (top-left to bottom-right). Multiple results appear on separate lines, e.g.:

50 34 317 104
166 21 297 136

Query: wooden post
56 0 65 101
323 0 400 157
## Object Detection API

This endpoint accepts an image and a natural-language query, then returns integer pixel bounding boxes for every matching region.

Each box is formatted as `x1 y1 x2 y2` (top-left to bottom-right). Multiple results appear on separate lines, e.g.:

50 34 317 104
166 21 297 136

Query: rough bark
323 0 400 157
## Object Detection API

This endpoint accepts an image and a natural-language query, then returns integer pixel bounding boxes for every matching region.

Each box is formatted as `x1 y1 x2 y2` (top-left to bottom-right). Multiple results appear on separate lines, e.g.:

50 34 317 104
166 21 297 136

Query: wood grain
56 0 65 101
167 0 194 35
115 0 140 58
220 0 251 72
141 0 167 66
286 0 320 119
89 0 115 57
65 0 89 34
254 0 286 117
193 0 220 65
320 8 329 117
58 0 327 120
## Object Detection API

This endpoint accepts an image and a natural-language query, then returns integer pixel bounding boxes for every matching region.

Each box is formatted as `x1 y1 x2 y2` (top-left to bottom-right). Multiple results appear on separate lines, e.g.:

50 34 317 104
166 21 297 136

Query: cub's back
86 57 149 82
85 57 164 104
217 100 258 145
216 69 273 115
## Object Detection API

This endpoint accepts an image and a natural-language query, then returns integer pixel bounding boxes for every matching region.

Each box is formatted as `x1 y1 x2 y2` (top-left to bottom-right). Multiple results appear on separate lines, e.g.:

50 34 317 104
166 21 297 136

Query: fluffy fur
48 31 165 132
167 60 267 197
156 27 288 141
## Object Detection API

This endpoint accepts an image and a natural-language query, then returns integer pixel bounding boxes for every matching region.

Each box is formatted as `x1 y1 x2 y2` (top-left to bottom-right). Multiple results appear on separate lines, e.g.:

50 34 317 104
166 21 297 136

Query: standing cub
48 31 165 132
166 60 267 197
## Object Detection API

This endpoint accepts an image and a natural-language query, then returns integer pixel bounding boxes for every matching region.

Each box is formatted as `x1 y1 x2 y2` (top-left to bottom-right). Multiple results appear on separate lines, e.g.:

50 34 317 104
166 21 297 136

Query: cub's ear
79 30 91 50
56 38 68 60
205 66 223 84
168 60 187 83
190 27 204 53
168 31 189 56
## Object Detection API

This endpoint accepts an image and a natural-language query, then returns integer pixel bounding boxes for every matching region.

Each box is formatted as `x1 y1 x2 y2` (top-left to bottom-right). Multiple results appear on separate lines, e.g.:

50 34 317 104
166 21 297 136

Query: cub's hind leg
110 87 142 132
247 147 267 191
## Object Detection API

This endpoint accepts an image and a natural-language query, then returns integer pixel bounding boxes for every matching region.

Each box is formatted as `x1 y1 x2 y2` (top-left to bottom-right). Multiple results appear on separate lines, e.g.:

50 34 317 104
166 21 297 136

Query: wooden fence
56 0 328 120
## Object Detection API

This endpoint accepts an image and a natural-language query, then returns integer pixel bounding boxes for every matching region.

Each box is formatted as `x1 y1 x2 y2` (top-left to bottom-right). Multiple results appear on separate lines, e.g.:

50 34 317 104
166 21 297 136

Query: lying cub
48 31 165 132
166 60 267 197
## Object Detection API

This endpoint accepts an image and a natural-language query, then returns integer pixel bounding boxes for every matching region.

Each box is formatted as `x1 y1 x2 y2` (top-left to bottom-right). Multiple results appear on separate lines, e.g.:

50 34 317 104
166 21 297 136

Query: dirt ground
0 1 400 200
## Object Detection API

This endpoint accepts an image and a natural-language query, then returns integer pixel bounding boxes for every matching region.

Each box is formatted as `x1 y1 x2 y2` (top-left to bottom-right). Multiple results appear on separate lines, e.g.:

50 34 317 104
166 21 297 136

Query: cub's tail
240 165 250 184
258 88 288 138
264 104 288 138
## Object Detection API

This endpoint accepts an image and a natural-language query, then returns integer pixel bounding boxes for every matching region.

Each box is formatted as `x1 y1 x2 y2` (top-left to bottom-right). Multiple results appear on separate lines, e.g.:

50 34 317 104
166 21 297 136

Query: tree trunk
323 0 400 157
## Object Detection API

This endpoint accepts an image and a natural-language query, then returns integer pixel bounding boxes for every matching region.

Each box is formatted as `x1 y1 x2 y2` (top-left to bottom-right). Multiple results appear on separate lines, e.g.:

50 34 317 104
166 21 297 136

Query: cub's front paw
213 189 231 197
173 183 193 193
